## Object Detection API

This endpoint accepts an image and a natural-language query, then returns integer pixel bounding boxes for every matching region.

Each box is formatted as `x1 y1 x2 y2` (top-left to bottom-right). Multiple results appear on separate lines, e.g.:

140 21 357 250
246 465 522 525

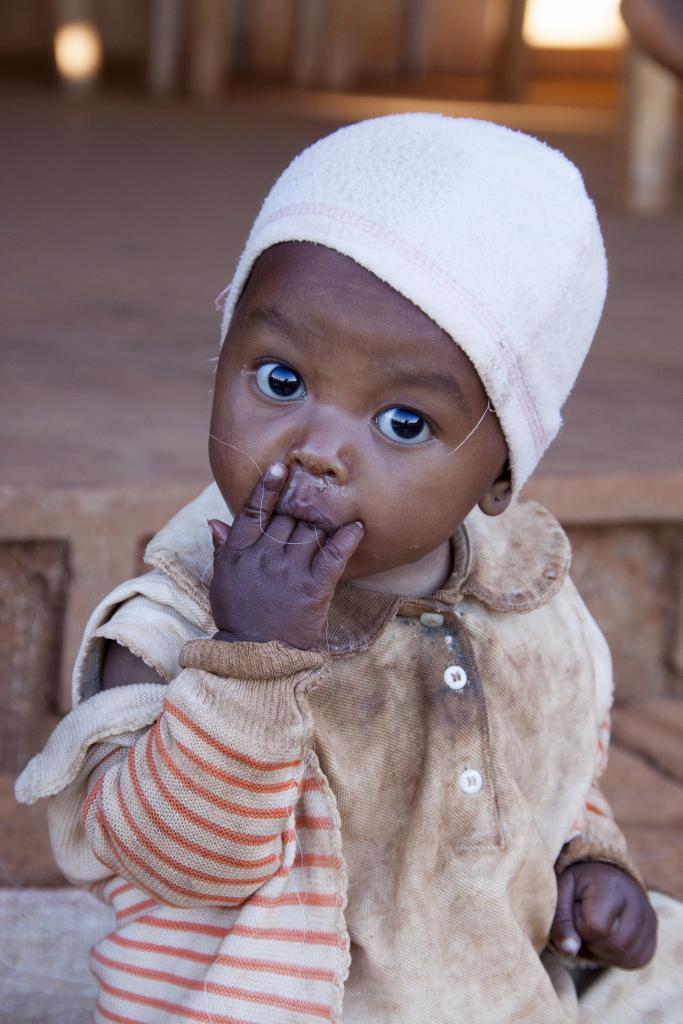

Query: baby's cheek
399 499 460 549
341 515 433 579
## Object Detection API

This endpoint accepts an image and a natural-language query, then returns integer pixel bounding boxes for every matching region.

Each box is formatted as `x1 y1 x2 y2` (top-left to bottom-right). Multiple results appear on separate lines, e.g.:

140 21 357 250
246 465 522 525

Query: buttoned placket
396 596 504 850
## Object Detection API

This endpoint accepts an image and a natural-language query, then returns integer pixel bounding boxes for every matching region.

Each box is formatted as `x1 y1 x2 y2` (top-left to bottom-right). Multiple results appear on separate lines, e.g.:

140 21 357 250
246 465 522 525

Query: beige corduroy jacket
16 484 641 1024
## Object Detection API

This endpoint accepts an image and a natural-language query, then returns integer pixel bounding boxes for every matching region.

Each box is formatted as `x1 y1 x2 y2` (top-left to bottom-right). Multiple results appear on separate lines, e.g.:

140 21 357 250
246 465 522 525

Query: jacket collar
144 483 571 655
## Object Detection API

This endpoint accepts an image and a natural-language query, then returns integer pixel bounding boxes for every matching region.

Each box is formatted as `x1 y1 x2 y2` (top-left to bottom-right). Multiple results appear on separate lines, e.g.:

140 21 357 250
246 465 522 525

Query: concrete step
0 888 109 1023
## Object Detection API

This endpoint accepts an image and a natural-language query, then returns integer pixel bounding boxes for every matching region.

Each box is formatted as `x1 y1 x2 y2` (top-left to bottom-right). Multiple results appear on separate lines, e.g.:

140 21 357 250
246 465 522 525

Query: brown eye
375 407 432 445
256 362 306 401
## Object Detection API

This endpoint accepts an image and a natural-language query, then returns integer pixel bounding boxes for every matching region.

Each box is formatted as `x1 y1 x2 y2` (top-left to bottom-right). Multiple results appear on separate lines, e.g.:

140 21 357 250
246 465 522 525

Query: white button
459 768 483 795
444 664 468 690
420 612 444 628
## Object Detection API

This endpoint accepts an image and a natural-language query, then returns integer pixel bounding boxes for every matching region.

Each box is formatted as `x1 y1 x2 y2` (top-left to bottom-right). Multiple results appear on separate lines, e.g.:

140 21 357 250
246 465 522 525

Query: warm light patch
523 0 627 48
54 21 102 81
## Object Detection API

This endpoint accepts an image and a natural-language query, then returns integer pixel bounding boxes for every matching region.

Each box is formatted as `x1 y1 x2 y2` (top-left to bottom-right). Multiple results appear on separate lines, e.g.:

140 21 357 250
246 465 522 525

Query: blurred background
1 1 682 1015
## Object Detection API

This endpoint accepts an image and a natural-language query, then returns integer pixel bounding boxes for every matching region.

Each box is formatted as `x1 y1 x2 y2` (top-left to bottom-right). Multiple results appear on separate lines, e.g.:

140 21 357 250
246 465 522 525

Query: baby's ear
478 461 512 517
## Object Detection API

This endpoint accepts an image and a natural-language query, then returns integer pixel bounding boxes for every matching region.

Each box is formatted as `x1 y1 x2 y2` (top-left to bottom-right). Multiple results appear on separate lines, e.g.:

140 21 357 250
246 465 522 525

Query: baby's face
210 243 508 590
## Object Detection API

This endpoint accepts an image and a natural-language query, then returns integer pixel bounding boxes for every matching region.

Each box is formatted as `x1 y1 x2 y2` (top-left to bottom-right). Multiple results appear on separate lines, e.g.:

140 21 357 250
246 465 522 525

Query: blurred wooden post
248 0 293 79
625 47 680 214
290 0 358 90
290 0 325 86
399 0 428 75
188 0 234 99
322 0 359 90
148 0 184 97
495 0 528 101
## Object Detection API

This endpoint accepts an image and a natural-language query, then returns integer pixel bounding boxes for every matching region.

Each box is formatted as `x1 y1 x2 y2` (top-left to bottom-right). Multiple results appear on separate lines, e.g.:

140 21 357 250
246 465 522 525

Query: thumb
550 868 582 957
207 518 230 557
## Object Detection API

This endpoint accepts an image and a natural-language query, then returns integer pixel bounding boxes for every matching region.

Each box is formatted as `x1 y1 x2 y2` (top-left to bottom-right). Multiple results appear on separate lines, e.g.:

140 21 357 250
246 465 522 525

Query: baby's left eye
255 362 306 401
374 407 432 445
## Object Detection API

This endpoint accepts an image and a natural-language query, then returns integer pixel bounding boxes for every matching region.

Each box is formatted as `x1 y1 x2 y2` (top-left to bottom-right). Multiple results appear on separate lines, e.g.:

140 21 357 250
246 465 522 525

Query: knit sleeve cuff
554 812 645 892
174 639 327 751
179 638 324 680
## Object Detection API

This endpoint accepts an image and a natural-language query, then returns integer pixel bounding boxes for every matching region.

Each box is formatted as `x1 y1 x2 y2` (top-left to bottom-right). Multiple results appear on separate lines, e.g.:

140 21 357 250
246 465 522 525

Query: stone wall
568 524 683 704
0 541 68 887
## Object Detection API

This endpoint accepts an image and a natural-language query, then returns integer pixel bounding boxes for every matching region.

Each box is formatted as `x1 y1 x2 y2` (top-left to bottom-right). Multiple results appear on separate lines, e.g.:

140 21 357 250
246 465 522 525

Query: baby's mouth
275 479 343 535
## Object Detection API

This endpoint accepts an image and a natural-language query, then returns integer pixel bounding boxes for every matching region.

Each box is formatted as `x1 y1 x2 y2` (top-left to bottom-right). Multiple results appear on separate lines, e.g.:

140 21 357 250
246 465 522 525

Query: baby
17 115 679 1024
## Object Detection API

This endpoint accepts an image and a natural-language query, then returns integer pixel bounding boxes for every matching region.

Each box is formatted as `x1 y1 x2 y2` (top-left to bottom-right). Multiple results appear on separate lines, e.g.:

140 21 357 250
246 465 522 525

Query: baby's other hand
551 861 657 969
208 463 363 650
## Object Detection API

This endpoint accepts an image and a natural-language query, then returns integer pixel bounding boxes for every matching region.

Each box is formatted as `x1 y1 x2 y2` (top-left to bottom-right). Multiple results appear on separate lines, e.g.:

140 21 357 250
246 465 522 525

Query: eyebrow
245 305 472 415
374 365 472 416
244 306 317 341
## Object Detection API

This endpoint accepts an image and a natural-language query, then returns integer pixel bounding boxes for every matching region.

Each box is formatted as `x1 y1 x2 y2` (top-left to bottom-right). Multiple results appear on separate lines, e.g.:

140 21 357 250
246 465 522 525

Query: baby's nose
287 413 351 484
287 445 349 485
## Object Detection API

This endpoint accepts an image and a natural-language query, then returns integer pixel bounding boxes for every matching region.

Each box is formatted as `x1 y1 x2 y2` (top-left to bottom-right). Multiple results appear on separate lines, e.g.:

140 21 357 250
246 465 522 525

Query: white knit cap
219 114 607 492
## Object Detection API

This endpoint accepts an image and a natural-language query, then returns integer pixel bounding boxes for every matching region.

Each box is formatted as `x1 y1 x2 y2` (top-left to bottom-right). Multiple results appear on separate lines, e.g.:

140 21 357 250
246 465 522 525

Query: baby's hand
551 861 657 969
208 462 364 650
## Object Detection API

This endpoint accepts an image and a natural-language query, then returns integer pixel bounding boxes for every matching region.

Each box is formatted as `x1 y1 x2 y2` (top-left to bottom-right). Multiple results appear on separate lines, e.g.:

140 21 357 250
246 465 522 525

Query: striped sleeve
82 639 326 907
555 598 644 888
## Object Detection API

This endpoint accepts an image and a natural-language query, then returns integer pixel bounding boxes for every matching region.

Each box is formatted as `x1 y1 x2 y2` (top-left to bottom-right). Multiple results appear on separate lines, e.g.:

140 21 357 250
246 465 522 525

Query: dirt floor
2 84 682 904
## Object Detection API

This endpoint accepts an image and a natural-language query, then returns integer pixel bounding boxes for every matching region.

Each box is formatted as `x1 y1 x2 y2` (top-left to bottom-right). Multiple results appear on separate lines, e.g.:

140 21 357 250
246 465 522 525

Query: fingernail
267 462 286 480
560 937 581 956
354 521 364 530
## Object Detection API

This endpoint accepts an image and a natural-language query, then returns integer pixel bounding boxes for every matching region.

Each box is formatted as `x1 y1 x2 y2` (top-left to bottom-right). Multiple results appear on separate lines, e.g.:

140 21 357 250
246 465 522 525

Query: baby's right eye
255 362 307 401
